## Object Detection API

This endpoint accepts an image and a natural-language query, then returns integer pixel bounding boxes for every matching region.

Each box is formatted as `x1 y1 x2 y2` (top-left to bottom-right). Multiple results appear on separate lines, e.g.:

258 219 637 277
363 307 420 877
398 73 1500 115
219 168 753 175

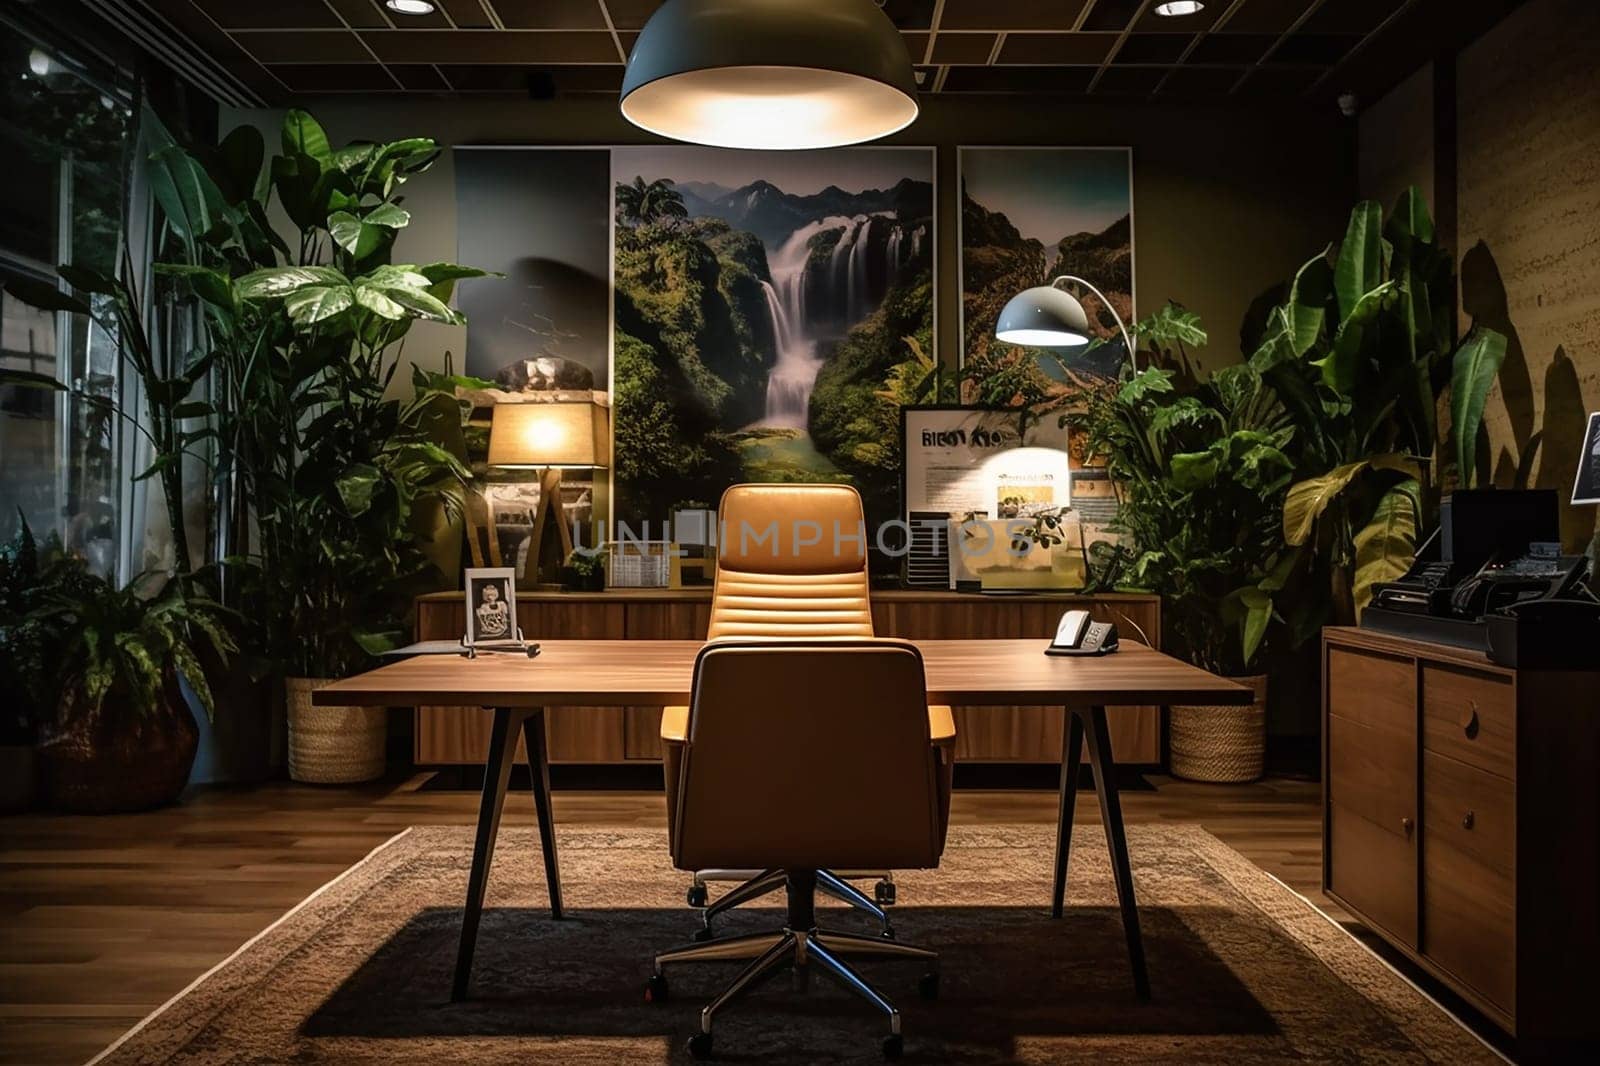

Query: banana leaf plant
1074 306 1298 676
1248 187 1507 623
132 108 491 677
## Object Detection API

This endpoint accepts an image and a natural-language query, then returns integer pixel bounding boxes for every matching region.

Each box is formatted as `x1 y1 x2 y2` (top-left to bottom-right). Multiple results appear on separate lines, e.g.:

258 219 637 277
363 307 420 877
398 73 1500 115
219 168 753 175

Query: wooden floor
2 773 1332 1065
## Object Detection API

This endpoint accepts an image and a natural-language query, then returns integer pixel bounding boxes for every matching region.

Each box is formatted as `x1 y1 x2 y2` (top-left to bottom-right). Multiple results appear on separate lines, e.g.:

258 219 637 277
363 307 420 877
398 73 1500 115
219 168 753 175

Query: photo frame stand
457 627 537 659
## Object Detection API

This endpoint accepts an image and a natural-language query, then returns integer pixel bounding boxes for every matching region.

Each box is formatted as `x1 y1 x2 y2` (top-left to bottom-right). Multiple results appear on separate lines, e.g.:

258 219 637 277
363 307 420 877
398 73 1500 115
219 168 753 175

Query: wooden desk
318 638 1246 1002
412 589 1165 765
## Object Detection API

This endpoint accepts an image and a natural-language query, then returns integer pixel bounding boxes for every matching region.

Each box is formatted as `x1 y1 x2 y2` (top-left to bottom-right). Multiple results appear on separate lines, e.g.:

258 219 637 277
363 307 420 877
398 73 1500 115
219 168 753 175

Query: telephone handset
1046 609 1119 656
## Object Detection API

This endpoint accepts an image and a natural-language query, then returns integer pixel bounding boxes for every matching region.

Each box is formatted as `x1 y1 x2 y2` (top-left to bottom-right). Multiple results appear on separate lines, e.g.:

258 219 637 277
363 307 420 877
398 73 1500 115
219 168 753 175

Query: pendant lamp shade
995 285 1094 347
620 0 920 150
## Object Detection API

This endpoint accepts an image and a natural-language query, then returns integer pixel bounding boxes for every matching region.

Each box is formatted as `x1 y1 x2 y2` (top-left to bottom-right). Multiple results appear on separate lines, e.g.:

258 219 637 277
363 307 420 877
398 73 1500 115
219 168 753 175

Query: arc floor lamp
995 276 1138 371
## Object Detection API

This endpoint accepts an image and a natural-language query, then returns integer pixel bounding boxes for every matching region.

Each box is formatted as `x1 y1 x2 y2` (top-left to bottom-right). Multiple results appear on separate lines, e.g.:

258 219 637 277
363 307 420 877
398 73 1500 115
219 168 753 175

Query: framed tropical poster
958 146 1135 409
609 145 936 534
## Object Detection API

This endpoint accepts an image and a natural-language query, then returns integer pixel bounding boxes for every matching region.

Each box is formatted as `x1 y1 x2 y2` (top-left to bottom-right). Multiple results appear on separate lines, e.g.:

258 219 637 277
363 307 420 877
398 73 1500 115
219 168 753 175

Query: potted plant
1075 305 1297 782
561 549 606 592
0 516 86 811
31 571 234 813
145 111 488 783
1248 187 1507 624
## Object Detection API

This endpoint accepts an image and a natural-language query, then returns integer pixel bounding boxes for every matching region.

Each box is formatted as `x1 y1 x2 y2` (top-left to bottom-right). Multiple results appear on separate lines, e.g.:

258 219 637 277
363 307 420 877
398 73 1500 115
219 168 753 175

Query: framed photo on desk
464 567 517 647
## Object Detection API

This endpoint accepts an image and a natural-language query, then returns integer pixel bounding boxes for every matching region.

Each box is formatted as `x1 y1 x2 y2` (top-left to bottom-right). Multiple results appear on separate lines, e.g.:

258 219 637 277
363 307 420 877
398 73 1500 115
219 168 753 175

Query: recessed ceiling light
385 0 436 15
1155 1 1206 15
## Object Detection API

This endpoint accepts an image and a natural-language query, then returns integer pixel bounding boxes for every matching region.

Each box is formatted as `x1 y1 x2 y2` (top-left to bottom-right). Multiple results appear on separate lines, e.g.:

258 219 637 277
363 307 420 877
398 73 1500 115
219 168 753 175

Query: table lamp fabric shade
487 402 610 469
619 0 919 150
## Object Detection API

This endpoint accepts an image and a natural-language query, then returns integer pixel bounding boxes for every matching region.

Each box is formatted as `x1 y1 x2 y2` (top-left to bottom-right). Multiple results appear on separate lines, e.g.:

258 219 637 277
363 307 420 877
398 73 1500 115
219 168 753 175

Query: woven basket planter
286 677 385 785
1170 674 1269 784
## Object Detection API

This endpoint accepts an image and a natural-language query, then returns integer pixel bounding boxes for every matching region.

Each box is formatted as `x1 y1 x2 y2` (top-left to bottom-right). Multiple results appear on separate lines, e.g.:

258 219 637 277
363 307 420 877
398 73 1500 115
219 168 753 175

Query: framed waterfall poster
957 146 1135 401
609 145 936 534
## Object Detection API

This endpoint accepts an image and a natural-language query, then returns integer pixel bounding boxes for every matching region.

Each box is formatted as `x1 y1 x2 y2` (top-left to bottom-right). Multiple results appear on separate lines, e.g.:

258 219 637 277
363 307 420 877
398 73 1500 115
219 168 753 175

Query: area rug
92 824 1498 1064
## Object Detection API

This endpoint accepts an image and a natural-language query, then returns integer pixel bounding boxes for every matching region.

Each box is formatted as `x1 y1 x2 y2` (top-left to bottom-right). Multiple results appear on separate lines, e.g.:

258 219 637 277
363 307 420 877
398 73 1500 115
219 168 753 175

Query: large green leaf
328 211 384 260
281 109 332 165
353 283 406 320
3 277 90 315
1285 251 1334 356
1449 327 1509 489
1386 186 1435 246
1283 461 1371 546
363 203 411 229
210 124 266 206
147 144 230 257
154 263 233 308
235 265 347 299
335 463 381 516
1238 587 1273 666
284 285 354 325
1170 450 1220 491
1333 200 1385 322
1353 479 1420 616
1315 280 1396 392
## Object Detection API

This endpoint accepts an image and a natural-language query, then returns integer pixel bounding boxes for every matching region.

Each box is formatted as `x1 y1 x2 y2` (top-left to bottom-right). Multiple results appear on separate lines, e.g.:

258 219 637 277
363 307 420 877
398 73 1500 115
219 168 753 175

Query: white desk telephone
1046 609 1119 656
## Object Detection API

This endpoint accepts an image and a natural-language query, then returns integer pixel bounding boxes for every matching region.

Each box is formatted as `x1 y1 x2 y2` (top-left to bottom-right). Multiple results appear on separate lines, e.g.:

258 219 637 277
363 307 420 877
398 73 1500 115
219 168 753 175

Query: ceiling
118 0 1519 107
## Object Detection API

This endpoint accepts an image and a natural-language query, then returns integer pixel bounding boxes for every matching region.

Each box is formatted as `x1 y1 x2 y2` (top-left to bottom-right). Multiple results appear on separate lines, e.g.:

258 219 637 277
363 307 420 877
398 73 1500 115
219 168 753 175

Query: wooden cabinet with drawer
1323 628 1599 1056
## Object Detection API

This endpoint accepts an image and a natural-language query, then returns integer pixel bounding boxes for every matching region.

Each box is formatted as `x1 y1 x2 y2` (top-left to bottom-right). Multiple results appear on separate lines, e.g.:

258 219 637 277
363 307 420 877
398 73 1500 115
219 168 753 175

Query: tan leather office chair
648 640 949 1061
660 484 955 938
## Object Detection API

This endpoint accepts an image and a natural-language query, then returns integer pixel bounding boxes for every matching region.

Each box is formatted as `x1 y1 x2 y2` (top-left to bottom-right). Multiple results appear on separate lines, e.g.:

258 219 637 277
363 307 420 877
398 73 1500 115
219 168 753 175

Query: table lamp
487 400 610 586
995 275 1138 371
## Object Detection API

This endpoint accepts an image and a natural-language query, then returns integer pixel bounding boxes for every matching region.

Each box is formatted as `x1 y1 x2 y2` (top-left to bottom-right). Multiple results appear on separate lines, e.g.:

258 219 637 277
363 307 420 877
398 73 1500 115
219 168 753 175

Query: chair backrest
672 640 945 872
707 484 874 640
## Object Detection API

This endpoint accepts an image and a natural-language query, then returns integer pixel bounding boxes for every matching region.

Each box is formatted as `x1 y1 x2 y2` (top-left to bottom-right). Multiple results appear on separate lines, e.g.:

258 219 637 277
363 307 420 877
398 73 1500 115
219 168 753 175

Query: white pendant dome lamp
619 0 920 150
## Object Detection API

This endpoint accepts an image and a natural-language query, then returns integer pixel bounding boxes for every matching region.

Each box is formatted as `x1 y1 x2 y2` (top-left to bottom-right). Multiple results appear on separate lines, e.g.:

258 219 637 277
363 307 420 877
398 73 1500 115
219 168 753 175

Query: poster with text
958 146 1134 410
610 145 935 533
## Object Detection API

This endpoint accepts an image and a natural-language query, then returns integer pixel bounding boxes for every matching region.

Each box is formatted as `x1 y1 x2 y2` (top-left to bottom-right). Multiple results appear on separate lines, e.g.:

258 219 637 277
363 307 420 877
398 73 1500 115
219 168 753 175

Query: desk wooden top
314 639 1249 709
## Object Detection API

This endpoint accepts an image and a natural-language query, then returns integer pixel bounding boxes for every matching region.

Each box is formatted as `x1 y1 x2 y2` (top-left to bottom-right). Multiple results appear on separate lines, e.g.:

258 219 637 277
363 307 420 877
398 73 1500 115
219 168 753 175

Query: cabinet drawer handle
1401 816 1414 835
1461 701 1480 739
1462 810 1475 831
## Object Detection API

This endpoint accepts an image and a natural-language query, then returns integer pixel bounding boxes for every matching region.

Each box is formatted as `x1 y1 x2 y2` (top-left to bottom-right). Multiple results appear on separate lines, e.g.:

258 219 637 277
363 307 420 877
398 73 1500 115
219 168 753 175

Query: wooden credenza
414 588 1162 767
1322 627 1599 1054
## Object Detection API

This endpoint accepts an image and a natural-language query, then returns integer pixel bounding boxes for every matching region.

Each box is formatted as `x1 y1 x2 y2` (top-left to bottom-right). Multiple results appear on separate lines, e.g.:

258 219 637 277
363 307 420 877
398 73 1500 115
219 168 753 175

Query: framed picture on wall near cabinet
957 146 1135 411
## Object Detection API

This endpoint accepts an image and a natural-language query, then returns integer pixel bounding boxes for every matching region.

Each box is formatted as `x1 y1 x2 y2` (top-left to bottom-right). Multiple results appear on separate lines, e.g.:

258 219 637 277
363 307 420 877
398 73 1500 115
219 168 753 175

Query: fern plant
31 573 236 723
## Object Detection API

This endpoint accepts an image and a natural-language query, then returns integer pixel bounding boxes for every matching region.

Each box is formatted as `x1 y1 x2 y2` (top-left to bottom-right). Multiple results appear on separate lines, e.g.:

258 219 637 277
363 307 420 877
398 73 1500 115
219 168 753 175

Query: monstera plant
1248 187 1507 623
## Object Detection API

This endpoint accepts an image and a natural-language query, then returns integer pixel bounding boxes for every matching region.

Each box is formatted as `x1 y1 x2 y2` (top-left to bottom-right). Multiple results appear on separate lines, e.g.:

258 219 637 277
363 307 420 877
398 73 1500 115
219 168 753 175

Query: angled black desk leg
453 706 524 1002
1080 704 1151 1001
1051 710 1086 918
521 707 564 919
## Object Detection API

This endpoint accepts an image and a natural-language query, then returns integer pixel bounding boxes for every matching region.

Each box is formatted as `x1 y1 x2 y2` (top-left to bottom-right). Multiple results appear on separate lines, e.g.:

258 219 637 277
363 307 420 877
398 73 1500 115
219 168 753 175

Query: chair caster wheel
692 926 714 942
882 1033 903 1060
645 974 669 1003
686 884 708 908
875 880 896 906
918 972 940 1000
880 926 896 940
687 1031 714 1060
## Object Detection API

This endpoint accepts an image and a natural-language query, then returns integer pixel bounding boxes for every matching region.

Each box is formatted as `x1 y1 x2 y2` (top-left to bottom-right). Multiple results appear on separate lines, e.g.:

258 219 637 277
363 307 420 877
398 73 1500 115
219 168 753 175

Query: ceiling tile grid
153 0 1426 102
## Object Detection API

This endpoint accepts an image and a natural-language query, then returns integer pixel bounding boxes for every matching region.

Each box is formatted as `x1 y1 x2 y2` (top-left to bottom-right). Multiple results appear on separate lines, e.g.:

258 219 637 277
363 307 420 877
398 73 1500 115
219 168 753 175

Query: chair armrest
928 704 955 746
660 704 689 744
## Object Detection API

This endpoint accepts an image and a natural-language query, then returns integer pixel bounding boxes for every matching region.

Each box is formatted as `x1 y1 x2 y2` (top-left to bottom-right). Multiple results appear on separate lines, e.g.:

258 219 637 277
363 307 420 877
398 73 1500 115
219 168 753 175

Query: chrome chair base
690 868 896 937
650 870 937 1061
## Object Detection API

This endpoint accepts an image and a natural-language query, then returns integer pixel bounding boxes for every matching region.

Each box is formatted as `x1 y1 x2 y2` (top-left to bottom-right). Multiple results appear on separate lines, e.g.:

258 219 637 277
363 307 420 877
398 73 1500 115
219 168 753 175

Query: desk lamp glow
487 401 609 584
995 276 1138 371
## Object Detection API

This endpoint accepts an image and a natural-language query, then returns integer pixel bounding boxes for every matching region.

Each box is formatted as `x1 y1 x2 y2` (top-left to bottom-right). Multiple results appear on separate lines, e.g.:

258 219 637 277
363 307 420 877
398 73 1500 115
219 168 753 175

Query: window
0 18 136 576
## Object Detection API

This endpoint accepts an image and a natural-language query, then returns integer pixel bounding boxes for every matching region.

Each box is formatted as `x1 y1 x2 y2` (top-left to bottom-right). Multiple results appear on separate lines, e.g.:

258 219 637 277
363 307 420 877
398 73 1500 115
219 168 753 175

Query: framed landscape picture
958 146 1134 409
609 145 936 534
